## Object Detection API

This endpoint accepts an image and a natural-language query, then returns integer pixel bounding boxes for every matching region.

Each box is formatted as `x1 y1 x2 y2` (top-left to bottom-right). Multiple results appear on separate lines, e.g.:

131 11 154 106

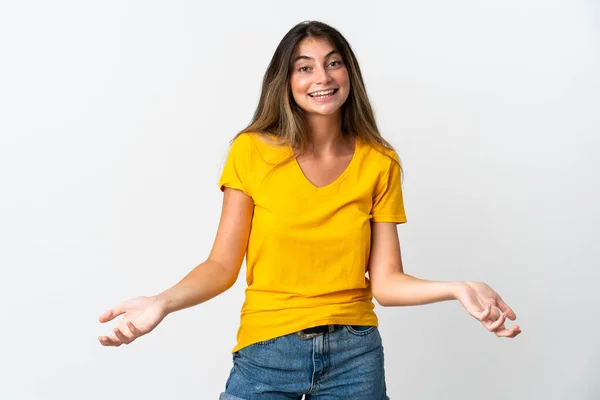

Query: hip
221 324 389 399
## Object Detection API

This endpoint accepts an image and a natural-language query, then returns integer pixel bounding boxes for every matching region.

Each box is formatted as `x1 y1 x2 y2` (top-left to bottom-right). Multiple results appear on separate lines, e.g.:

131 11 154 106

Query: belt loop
296 331 320 340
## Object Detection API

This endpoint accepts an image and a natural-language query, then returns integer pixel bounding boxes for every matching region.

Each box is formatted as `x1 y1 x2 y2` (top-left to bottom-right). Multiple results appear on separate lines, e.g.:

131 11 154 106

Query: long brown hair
232 20 402 178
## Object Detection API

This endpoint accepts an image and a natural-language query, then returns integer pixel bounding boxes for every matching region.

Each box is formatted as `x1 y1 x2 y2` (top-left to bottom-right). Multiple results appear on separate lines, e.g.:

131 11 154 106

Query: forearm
374 272 464 307
153 258 237 314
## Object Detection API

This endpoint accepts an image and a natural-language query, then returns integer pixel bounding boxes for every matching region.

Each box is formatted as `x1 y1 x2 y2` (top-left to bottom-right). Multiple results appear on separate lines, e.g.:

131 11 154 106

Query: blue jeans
219 325 389 399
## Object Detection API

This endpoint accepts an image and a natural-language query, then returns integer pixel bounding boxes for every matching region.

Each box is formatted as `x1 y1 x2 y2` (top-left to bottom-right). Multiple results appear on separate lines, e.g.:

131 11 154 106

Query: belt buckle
295 324 336 340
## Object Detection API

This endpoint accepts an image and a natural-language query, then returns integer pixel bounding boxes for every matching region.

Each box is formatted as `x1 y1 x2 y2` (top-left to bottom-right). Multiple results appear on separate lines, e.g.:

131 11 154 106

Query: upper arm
207 187 254 280
211 133 255 280
368 150 407 303
368 221 404 303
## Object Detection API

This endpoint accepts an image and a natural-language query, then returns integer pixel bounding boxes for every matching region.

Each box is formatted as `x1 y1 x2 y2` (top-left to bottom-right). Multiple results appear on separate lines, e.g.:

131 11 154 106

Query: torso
219 132 406 353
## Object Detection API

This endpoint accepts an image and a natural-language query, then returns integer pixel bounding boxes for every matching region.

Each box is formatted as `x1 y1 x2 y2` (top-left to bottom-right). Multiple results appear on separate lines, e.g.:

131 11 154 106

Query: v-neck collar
291 137 360 191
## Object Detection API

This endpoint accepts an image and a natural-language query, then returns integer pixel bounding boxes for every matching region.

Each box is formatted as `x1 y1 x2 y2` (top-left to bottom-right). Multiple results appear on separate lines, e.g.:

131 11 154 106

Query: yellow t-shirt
218 132 407 353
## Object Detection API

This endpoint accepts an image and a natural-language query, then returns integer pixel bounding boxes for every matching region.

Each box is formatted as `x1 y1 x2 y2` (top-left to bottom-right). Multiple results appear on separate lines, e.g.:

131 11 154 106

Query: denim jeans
219 325 389 399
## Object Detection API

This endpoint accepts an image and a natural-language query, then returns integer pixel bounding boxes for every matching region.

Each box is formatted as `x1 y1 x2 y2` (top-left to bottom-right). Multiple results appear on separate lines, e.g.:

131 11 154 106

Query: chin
298 103 343 116
311 108 341 116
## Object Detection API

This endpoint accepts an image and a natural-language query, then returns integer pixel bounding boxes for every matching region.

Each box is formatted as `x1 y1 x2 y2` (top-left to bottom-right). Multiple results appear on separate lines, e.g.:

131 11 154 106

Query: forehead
293 37 337 59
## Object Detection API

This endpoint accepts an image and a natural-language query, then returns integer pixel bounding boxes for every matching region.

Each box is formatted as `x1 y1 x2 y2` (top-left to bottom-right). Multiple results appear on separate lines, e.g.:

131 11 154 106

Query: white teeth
309 89 336 97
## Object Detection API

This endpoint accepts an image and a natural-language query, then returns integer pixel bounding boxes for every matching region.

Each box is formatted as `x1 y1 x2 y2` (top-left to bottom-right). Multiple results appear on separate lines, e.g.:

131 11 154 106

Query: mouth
308 88 339 98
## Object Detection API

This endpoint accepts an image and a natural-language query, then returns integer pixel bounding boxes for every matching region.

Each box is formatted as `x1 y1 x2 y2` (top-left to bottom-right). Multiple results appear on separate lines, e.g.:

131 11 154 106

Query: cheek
290 76 310 102
337 71 350 90
335 72 351 101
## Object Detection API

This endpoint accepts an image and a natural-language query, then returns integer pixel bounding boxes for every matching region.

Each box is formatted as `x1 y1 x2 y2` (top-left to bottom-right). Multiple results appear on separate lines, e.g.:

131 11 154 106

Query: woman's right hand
98 296 168 347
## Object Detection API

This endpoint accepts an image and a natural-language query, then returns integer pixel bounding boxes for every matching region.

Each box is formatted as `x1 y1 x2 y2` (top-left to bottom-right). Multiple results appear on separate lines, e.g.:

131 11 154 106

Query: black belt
296 324 339 340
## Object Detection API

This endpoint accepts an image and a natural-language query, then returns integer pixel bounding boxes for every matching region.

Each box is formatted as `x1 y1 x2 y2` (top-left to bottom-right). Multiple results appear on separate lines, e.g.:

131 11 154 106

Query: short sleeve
218 133 253 197
370 153 407 224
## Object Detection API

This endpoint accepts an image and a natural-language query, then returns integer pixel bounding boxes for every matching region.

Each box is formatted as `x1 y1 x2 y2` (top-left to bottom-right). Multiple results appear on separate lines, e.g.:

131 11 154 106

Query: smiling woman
98 20 521 400
232 20 395 158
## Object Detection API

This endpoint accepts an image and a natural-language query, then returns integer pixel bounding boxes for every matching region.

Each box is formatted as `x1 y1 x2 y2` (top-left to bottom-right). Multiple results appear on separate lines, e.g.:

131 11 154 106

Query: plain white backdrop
1 1 599 399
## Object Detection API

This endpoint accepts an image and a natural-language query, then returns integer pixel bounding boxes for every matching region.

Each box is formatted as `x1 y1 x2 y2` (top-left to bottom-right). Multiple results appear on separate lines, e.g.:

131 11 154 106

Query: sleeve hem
219 182 251 197
370 214 407 224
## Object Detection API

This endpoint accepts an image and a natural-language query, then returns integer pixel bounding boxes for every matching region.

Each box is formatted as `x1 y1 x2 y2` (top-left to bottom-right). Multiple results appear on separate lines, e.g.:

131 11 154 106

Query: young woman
98 21 521 399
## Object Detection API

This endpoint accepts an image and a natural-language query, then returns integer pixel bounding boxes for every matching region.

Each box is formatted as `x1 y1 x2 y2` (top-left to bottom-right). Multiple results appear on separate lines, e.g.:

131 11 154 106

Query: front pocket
346 325 377 336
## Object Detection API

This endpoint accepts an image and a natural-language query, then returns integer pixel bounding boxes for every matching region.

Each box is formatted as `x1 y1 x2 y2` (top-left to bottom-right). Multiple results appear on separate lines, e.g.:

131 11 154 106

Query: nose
315 66 332 85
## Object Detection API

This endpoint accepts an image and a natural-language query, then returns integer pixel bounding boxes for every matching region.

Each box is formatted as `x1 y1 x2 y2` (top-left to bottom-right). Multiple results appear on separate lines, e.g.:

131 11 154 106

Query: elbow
207 257 241 291
222 267 240 290
371 285 391 307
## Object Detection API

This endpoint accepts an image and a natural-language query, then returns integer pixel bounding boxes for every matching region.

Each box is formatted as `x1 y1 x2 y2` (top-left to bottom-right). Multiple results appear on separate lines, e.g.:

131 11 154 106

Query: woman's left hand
455 281 522 338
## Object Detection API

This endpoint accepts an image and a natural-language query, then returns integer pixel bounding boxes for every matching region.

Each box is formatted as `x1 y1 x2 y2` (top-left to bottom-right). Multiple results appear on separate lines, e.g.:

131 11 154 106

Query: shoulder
360 139 399 166
225 132 261 162
231 131 291 164
229 131 255 150
230 131 281 149
224 132 292 184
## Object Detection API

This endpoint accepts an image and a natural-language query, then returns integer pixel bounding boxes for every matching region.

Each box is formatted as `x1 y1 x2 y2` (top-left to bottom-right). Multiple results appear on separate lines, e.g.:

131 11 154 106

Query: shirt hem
231 316 380 354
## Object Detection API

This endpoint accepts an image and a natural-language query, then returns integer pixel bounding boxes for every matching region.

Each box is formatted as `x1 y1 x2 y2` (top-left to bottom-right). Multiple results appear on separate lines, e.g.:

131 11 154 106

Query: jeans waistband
296 324 339 340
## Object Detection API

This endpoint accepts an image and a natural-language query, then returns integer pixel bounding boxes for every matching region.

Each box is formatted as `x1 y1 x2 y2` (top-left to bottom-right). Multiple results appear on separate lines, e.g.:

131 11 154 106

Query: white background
1 1 599 399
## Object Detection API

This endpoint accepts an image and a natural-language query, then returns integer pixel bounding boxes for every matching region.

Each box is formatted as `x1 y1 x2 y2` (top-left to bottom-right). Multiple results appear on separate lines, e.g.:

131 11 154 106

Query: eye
329 60 343 67
298 66 310 72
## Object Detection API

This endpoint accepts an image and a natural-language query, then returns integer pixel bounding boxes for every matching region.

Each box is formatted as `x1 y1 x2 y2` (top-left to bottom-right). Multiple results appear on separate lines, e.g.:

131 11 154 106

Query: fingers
486 304 503 322
475 303 492 321
98 334 122 347
494 324 521 338
112 327 132 344
496 297 517 320
471 282 517 321
477 306 523 339
485 285 516 320
98 322 142 347
487 311 508 332
98 304 125 323
127 321 142 337
482 310 522 338
114 322 144 344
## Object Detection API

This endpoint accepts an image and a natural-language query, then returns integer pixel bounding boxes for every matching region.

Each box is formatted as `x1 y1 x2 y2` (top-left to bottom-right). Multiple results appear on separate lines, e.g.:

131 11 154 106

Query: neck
304 110 345 155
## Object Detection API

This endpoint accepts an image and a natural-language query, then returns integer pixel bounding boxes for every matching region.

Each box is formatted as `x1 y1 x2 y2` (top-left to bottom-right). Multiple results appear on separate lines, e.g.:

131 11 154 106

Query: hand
98 296 168 347
455 281 521 338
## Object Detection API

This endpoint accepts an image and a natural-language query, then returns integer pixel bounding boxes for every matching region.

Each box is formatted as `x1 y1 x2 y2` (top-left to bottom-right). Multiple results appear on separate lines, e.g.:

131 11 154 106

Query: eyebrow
292 50 340 64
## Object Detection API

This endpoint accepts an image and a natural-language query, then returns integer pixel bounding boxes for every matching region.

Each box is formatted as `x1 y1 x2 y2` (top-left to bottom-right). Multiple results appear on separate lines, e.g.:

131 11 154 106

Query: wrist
151 293 172 315
449 281 468 300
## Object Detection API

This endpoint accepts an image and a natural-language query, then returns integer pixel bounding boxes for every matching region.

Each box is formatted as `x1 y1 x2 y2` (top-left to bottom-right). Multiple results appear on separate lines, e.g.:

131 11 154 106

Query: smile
308 88 338 98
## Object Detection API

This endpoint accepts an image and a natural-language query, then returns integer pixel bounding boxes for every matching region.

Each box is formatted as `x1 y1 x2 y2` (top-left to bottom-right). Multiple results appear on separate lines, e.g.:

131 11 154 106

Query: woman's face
289 37 350 116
